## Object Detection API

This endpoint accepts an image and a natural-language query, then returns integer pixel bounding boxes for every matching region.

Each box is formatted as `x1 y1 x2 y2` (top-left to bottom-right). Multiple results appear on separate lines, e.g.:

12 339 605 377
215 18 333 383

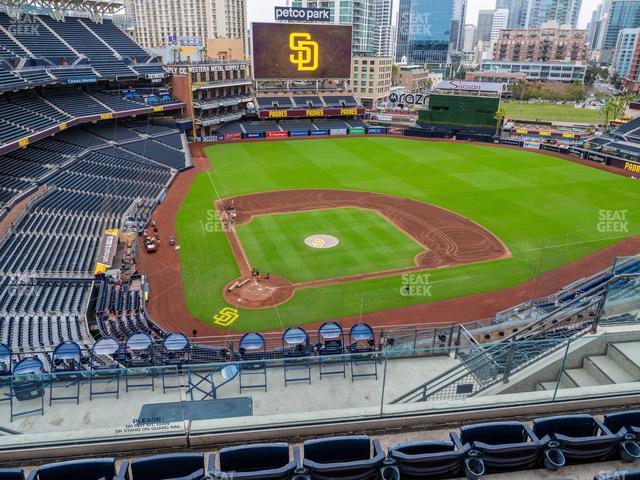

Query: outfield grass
236 207 424 283
503 101 602 124
175 137 640 330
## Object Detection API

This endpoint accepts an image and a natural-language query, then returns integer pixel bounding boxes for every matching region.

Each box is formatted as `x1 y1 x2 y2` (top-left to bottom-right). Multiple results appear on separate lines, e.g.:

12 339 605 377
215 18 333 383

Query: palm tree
495 107 507 136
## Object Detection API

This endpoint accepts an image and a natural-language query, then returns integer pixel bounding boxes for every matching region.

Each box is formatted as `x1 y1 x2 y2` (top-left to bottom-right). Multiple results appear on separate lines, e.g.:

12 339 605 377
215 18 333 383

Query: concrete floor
0 354 459 449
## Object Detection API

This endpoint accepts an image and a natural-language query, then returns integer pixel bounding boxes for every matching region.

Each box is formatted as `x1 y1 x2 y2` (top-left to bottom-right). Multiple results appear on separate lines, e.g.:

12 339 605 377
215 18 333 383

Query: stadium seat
212 443 299 479
387 439 467 479
123 453 206 480
0 470 24 480
452 421 543 474
302 435 385 479
532 414 620 468
604 409 640 462
26 458 126 480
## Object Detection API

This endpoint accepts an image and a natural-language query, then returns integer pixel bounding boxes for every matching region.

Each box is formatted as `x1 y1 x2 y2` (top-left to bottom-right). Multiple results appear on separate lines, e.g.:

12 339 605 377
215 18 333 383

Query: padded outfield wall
419 94 500 132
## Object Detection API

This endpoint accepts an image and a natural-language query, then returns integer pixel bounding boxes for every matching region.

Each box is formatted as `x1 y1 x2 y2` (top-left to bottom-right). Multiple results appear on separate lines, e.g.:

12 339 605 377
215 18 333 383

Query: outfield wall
199 127 639 175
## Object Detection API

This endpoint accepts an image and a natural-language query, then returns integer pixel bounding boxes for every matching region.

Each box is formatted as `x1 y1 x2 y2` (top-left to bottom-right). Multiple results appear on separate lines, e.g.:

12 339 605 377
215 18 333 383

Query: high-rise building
497 0 528 27
125 0 246 51
612 28 640 75
525 0 582 28
600 0 640 63
476 10 496 43
493 23 587 61
491 8 510 40
374 0 394 56
624 33 640 90
463 24 477 52
292 0 377 54
396 0 467 69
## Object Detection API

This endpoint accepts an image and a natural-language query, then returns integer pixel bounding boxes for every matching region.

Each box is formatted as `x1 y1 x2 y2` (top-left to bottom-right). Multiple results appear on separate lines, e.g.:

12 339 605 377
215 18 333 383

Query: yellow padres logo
212 307 239 327
289 32 319 71
311 237 326 248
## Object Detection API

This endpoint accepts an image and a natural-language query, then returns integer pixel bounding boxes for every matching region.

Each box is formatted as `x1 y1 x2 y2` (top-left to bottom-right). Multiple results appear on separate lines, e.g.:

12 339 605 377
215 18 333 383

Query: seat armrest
207 453 216 474
524 424 542 443
116 460 130 480
450 432 465 450
293 446 303 469
373 439 385 459
594 417 615 436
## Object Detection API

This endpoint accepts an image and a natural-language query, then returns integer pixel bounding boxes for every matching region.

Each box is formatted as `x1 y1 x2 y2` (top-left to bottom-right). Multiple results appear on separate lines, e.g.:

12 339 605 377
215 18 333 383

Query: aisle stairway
537 341 640 390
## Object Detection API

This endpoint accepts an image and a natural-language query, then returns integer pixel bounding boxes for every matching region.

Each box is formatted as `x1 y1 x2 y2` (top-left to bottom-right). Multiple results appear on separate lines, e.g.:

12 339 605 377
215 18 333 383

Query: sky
246 0 600 30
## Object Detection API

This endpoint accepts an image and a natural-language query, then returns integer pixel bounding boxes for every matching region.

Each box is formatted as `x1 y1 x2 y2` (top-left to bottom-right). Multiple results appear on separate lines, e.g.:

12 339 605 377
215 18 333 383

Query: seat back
0 469 24 480
460 422 528 446
604 410 640 434
533 415 597 439
219 444 290 472
130 453 204 480
389 440 463 478
35 458 115 480
304 436 371 464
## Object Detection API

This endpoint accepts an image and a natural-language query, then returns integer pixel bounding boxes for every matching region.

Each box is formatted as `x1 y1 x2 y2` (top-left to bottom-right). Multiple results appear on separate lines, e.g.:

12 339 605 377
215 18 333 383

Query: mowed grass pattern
175 138 640 330
236 208 424 283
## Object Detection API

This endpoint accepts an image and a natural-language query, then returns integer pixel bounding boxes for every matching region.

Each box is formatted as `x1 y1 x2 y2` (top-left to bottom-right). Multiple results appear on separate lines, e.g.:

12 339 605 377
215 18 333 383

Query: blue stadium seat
532 414 619 468
0 470 24 480
303 435 385 479
452 421 543 474
212 443 298 479
26 458 126 480
123 453 206 480
387 439 467 479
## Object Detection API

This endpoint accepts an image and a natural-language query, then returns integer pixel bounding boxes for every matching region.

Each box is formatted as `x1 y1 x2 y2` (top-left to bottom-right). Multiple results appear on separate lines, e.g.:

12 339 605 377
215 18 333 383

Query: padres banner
252 22 352 79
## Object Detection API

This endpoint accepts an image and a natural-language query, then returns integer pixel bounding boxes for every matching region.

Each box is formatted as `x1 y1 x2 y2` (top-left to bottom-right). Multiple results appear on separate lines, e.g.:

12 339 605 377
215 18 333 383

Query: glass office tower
396 0 466 70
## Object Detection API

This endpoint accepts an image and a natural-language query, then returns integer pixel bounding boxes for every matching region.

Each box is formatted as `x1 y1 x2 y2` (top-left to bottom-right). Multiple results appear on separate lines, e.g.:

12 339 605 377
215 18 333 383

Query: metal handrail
390 274 617 404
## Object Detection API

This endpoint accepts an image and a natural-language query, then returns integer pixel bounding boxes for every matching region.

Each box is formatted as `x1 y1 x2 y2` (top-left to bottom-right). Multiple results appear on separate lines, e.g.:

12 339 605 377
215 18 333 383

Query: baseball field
166 137 639 331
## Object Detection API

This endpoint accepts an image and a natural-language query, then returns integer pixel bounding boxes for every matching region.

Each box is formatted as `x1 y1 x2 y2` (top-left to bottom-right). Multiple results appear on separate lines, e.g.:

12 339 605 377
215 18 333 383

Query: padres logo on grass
305 234 339 249
213 307 239 327
289 32 319 71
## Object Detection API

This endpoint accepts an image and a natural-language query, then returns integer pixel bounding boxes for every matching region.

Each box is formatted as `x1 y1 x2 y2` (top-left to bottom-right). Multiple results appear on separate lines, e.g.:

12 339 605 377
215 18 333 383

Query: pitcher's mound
305 234 339 249
223 275 295 309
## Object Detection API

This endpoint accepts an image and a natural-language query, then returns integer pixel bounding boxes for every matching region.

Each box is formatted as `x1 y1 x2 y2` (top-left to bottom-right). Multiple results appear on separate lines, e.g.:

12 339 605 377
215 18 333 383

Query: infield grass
175 137 640 330
236 207 424 283
503 100 602 124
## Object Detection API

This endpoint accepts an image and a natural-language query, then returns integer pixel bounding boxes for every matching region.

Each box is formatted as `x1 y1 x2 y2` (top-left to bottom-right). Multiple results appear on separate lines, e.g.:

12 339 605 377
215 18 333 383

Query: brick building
493 23 587 62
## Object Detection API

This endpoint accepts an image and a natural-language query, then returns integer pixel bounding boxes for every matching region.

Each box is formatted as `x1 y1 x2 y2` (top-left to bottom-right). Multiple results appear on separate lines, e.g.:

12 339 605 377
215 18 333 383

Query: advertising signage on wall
259 107 364 119
165 64 246 75
252 22 352 79
275 6 331 22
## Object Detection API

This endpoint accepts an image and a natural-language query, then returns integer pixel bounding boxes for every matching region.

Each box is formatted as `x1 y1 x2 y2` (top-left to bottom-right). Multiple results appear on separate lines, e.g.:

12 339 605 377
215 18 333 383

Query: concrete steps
536 340 640 390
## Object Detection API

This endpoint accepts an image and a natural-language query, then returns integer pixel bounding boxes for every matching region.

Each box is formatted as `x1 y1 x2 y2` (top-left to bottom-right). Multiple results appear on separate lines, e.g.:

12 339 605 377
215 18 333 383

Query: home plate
304 234 339 249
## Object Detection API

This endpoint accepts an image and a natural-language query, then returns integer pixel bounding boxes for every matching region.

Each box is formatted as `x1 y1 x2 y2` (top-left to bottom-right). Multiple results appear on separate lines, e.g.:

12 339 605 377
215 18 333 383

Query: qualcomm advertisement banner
330 128 347 135
311 129 329 136
243 132 263 139
289 130 309 137
367 127 387 135
523 141 541 149
349 127 366 135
